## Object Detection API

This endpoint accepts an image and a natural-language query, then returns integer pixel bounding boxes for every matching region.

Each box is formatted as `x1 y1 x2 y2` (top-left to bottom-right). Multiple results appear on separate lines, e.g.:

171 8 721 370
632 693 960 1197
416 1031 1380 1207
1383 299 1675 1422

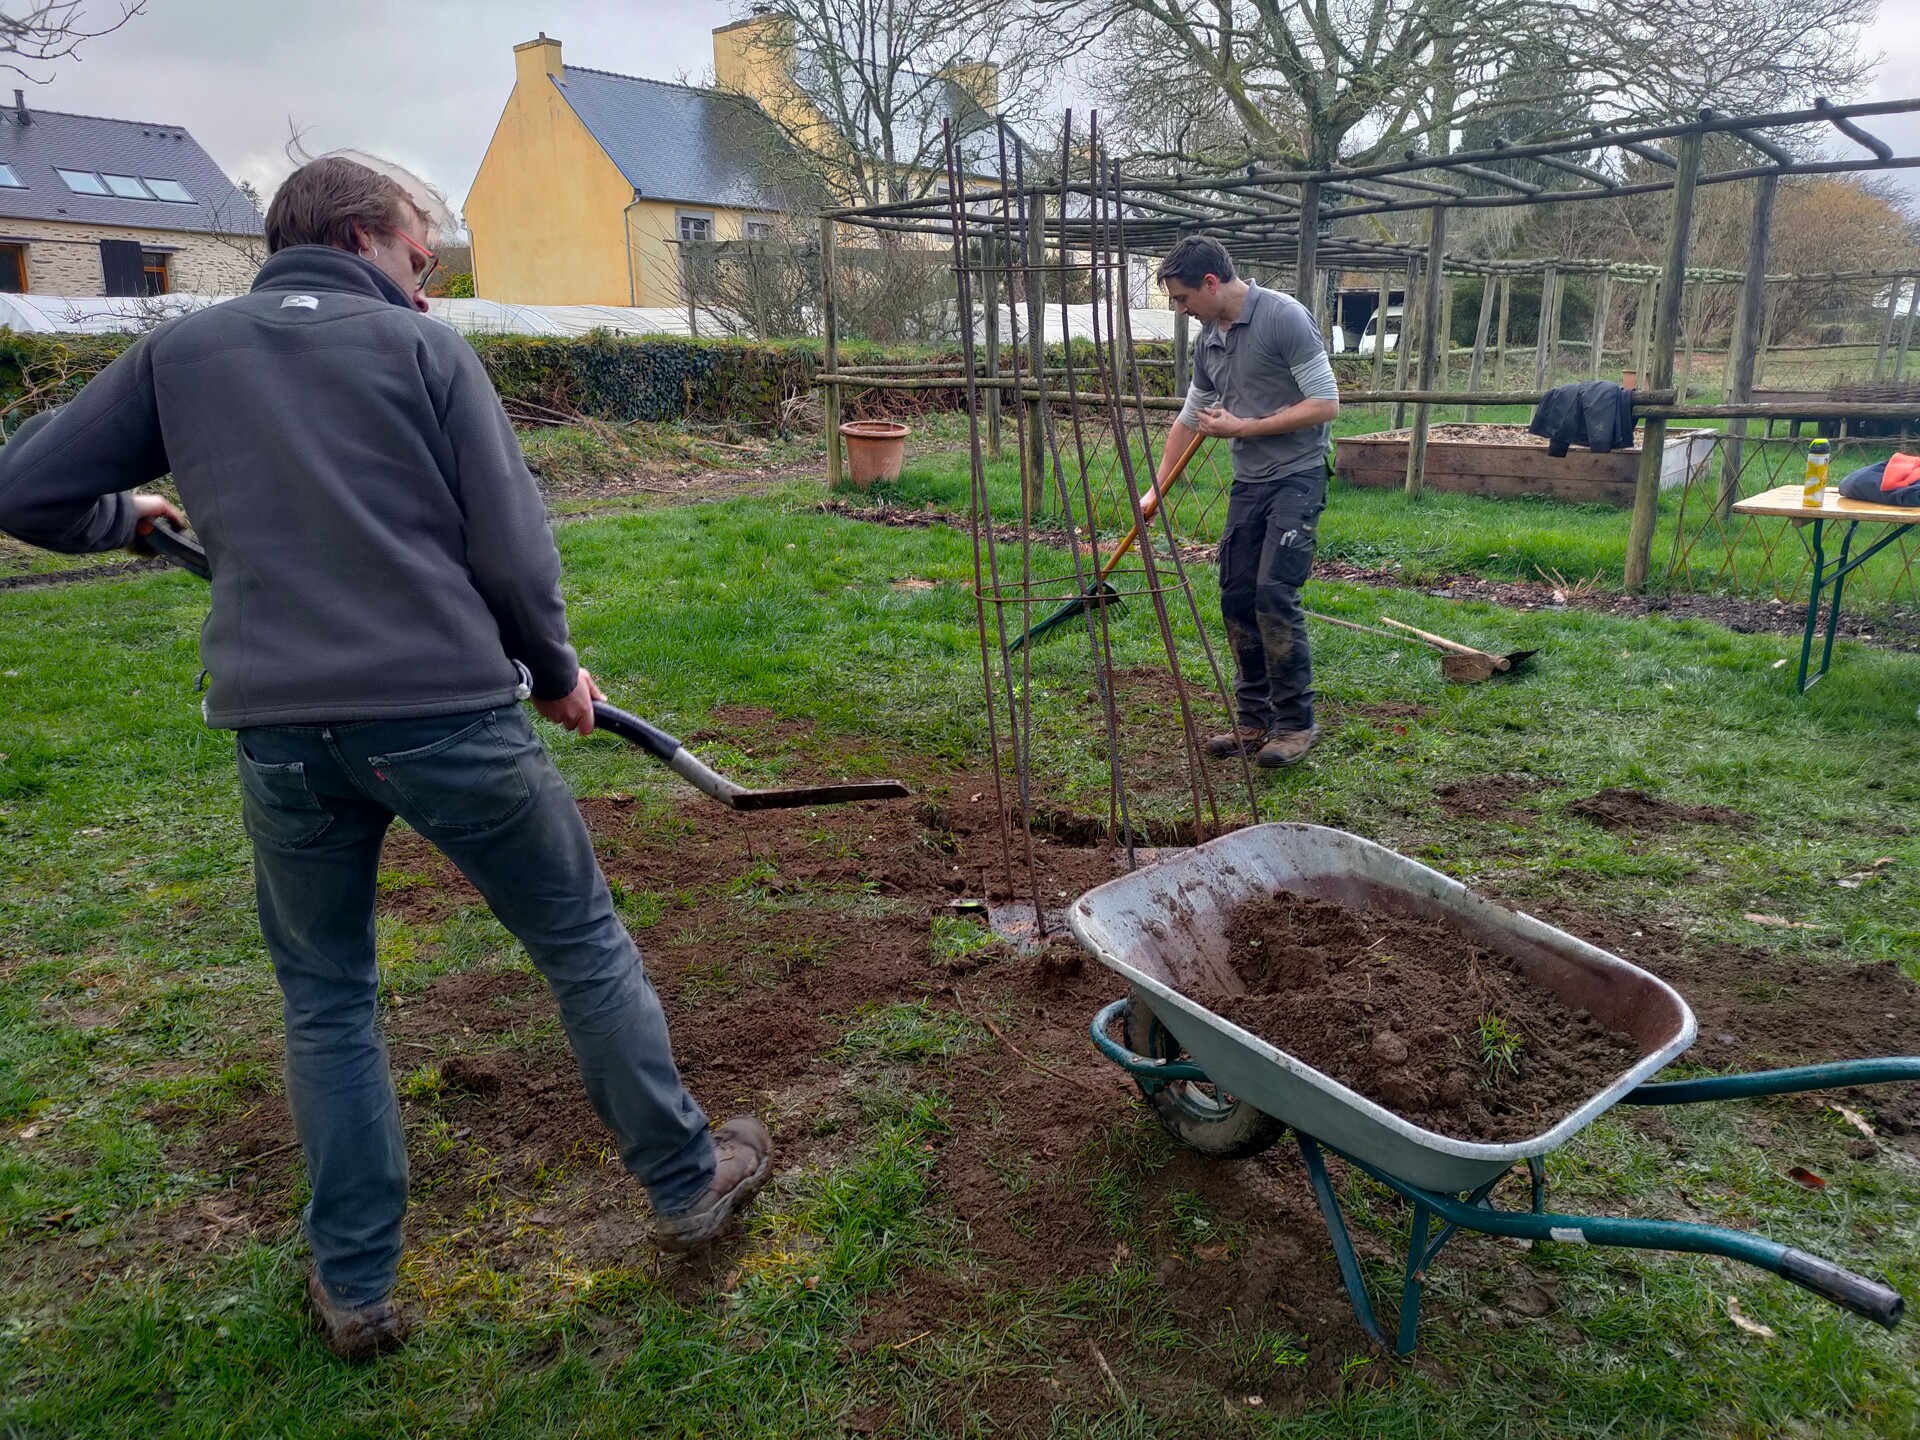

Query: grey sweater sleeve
1270 300 1340 402
0 336 167 552
432 335 579 701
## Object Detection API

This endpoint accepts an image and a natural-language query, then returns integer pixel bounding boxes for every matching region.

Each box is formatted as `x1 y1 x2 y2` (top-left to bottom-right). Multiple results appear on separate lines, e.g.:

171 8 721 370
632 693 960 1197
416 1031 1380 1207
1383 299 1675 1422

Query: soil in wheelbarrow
1205 893 1642 1143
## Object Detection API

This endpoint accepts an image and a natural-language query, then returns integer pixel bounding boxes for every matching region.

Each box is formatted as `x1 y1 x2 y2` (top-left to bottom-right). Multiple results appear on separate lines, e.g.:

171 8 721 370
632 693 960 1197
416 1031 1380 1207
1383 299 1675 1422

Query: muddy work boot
1205 724 1270 758
654 1115 774 1253
307 1269 410 1362
1255 725 1320 769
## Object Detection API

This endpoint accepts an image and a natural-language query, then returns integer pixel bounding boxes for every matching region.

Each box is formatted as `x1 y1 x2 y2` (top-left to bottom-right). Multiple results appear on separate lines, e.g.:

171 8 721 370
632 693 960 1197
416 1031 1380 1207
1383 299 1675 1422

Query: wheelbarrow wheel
1124 994 1285 1159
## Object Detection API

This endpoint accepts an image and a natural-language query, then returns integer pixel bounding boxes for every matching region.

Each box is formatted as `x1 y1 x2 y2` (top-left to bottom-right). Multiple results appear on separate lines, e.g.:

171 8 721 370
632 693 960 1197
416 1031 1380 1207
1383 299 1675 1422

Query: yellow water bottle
1802 438 1831 506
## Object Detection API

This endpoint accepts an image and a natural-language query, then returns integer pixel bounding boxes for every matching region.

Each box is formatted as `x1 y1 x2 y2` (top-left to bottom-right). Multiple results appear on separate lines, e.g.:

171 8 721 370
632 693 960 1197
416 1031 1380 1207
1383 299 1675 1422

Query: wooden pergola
819 97 1920 588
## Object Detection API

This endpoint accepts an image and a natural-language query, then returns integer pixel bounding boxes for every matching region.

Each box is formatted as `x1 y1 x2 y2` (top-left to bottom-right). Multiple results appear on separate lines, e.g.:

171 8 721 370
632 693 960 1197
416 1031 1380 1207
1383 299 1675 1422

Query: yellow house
466 33 800 306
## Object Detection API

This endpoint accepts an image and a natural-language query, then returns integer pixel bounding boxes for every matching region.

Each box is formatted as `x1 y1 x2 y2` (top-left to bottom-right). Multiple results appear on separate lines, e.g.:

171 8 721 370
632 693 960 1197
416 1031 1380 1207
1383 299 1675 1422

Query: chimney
713 10 794 98
513 32 563 86
13 90 28 125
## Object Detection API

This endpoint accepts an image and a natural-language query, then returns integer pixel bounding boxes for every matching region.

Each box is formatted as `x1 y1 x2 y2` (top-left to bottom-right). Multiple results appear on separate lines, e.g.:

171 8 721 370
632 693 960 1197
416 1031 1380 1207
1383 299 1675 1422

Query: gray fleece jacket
0 246 577 728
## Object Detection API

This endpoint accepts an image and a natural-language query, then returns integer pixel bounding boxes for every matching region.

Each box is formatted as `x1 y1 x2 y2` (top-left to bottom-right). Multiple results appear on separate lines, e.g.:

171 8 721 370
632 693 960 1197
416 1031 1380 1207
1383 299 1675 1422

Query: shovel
1009 429 1206 651
1380 616 1537 683
137 518 911 811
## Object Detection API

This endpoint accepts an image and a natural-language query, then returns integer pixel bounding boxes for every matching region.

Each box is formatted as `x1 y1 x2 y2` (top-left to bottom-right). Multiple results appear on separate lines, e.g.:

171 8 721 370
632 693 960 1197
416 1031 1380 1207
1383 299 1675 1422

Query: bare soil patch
1203 894 1641 1142
1566 787 1749 831
1433 774 1557 823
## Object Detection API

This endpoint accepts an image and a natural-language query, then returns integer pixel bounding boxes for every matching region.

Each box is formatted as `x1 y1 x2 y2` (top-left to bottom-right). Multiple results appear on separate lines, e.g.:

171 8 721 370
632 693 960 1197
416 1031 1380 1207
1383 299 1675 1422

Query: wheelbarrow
1070 823 1917 1355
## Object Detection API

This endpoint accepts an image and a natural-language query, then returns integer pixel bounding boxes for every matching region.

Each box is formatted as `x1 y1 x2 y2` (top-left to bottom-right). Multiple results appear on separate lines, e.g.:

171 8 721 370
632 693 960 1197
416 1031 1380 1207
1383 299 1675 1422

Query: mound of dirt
1566 787 1749 831
1202 893 1642 1142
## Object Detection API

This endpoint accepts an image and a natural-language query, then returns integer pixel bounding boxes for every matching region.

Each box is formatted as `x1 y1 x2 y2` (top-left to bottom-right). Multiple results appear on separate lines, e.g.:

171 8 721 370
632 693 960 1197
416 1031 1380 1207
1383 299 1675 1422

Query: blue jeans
234 705 714 1306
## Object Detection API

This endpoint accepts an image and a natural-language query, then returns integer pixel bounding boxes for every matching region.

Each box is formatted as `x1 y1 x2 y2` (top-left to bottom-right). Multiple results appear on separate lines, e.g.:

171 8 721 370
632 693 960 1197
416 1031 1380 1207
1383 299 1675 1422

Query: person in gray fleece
0 155 771 1361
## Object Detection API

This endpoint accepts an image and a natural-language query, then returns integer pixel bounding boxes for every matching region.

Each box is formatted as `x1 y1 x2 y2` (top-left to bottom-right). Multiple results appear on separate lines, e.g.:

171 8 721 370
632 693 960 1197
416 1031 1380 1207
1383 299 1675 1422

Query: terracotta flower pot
1620 368 1638 391
838 420 910 490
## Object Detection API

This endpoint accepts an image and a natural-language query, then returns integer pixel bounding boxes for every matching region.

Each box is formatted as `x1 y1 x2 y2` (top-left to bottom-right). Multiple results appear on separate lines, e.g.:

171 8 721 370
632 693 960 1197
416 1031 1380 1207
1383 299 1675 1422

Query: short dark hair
264 157 425 255
1156 235 1235 288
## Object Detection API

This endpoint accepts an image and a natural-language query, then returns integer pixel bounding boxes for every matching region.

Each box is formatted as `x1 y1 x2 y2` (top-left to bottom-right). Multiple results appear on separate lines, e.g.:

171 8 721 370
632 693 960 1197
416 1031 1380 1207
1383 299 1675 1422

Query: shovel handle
1096 429 1206 582
1380 615 1488 658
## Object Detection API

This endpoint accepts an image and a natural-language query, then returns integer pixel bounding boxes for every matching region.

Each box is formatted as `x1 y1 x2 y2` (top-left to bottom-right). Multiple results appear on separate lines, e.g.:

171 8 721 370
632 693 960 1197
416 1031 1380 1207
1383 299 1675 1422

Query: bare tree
714 0 1045 207
1059 0 1880 173
1 0 143 79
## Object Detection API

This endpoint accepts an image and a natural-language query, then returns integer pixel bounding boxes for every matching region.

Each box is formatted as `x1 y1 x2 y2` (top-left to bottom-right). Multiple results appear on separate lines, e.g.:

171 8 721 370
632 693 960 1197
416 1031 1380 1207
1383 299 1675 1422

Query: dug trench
134 716 1920 1425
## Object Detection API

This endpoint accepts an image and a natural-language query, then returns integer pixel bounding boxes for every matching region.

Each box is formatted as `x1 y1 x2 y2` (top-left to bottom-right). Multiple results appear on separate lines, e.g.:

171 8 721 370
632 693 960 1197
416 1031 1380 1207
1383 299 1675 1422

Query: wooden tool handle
1380 615 1486 657
1097 429 1207 581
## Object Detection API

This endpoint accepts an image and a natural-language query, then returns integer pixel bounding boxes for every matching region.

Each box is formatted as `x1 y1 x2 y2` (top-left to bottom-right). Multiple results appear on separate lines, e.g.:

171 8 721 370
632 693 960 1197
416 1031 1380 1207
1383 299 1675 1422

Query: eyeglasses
393 229 439 294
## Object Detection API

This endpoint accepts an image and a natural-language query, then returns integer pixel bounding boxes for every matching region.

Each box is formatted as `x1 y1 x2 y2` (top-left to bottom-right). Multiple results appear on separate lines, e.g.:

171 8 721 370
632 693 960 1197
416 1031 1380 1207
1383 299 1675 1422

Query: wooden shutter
99 239 145 296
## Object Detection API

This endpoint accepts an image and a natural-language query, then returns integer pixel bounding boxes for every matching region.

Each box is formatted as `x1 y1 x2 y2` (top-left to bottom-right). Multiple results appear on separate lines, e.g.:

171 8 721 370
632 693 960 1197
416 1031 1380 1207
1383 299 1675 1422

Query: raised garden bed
1335 422 1716 506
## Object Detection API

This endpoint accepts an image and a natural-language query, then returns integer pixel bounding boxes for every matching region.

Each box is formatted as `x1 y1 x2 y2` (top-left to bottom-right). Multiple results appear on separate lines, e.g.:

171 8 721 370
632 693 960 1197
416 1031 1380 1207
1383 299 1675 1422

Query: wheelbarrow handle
1624 1057 1920 1105
1780 1248 1906 1327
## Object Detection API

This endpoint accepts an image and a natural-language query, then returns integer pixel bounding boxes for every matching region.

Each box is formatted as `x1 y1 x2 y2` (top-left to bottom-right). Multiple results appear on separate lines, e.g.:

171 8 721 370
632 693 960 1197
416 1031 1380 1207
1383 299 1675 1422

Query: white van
1356 305 1403 357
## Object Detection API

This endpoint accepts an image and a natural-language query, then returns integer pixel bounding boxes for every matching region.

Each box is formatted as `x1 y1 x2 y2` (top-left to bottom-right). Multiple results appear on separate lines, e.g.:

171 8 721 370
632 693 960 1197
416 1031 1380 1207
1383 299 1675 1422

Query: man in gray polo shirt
1152 236 1340 767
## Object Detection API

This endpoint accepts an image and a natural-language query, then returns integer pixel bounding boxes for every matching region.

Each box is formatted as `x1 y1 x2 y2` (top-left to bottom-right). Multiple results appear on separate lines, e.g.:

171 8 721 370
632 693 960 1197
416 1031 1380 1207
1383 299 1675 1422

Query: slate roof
0 104 262 236
554 66 796 211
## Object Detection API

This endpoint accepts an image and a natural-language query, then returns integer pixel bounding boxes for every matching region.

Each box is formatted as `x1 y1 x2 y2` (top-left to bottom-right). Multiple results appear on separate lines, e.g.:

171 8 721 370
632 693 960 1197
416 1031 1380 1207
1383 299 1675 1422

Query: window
141 250 170 295
56 168 108 195
744 217 775 241
677 213 713 243
0 243 25 293
0 163 22 188
142 177 193 203
101 174 154 199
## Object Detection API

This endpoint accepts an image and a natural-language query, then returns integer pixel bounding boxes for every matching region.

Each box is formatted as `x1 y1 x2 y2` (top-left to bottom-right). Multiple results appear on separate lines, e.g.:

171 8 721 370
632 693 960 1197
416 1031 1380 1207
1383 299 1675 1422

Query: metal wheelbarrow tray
1071 823 1917 1353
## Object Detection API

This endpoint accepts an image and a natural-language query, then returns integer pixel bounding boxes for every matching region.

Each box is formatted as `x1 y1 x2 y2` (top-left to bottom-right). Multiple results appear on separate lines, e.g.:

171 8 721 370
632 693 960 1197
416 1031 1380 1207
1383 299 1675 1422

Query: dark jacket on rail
1528 380 1637 457
0 245 578 729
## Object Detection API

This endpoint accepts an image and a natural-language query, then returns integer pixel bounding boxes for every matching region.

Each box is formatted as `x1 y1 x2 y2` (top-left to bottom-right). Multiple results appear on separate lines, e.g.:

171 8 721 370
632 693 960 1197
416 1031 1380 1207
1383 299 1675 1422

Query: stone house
0 92 263 297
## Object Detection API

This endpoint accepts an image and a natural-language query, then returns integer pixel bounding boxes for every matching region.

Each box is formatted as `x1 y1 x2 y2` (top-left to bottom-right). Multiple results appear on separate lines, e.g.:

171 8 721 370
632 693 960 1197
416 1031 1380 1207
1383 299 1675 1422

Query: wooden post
1372 272 1390 397
1022 192 1047 520
1404 204 1448 497
1872 274 1902 382
820 215 842 491
1630 279 1654 380
1898 279 1919 381
1533 265 1557 390
1438 277 1454 392
1297 180 1320 327
1590 271 1612 379
1495 274 1512 392
1754 284 1780 388
1394 258 1417 427
981 234 1002 460
1174 307 1190 393
1716 173 1777 518
1462 274 1495 421
1678 279 1701 401
1626 132 1702 591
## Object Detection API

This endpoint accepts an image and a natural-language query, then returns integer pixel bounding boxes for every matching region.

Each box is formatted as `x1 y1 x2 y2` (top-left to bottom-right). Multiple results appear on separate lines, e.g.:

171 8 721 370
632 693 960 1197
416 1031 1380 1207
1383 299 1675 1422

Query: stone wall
0 219 261 295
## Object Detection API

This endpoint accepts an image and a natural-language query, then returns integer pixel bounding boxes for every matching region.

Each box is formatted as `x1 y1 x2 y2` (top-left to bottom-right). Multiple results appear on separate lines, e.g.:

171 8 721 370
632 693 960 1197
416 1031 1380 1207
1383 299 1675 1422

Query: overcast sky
17 0 1920 217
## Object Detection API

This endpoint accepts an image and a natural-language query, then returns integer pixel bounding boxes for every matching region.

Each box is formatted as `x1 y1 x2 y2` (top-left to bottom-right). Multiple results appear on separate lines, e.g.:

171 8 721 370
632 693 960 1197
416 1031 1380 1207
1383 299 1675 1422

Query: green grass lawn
4 484 1920 1436
875 407 1915 604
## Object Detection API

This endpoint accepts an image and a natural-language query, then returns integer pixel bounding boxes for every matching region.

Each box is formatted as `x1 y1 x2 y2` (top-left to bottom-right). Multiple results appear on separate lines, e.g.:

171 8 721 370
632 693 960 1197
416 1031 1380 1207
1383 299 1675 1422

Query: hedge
0 328 1381 436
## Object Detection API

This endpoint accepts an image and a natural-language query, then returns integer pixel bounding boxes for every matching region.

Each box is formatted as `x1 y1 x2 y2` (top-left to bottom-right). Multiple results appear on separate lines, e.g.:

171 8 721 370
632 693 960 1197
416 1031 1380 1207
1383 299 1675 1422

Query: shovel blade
1009 582 1123 651
726 780 913 811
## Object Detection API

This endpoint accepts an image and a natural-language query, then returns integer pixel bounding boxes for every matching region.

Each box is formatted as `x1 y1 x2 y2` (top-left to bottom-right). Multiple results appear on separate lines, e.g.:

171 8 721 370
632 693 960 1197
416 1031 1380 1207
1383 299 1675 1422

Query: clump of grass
832 1001 981 1065
1478 1011 1524 1082
929 913 1004 970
